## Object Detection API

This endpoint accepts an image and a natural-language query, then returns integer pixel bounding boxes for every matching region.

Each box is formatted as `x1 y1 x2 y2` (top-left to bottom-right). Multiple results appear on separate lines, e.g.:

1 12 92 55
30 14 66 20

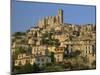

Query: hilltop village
12 9 96 73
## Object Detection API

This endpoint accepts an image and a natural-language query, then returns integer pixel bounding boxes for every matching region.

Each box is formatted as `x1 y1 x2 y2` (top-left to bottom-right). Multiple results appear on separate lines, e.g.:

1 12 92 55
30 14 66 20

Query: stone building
54 47 64 62
37 9 63 29
12 9 96 68
15 54 51 67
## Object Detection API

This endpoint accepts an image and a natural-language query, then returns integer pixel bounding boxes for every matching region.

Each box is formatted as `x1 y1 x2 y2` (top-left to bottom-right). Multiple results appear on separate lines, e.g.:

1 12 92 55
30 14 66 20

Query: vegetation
50 52 55 63
12 27 96 73
64 50 81 59
14 47 26 54
42 31 60 46
13 63 40 74
12 32 26 37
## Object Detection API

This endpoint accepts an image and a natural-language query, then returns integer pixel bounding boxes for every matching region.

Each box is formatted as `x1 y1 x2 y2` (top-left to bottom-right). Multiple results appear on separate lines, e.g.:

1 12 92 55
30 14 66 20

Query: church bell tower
57 9 63 24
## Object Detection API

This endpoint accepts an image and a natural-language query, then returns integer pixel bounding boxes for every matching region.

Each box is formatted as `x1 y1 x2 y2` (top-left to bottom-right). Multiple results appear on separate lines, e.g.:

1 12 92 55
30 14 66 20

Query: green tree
32 63 40 73
73 50 81 57
16 63 33 74
26 46 32 55
50 52 55 63
13 32 26 37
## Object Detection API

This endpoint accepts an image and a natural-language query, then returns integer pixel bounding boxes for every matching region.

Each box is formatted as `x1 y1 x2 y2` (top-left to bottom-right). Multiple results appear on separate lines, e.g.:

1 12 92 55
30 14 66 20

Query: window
54 17 56 23
57 55 59 57
40 52 42 55
86 50 87 54
18 61 22 65
89 50 91 53
26 60 29 64
86 46 87 50
41 58 44 62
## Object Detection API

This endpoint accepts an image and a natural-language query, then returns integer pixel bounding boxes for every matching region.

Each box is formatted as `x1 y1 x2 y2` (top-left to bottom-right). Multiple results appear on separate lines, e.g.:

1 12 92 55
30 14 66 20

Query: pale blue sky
11 0 96 32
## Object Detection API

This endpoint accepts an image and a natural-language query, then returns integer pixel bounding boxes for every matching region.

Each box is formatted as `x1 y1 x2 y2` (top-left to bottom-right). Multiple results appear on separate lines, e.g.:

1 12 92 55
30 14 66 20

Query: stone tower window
54 17 56 23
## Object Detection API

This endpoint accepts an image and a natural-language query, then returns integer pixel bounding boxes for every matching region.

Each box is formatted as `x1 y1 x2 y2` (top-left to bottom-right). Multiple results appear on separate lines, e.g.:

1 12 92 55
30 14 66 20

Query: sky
11 0 96 32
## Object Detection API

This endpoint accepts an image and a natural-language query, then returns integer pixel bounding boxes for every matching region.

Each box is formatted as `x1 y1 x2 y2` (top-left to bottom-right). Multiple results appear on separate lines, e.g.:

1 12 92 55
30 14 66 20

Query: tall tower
57 9 63 24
